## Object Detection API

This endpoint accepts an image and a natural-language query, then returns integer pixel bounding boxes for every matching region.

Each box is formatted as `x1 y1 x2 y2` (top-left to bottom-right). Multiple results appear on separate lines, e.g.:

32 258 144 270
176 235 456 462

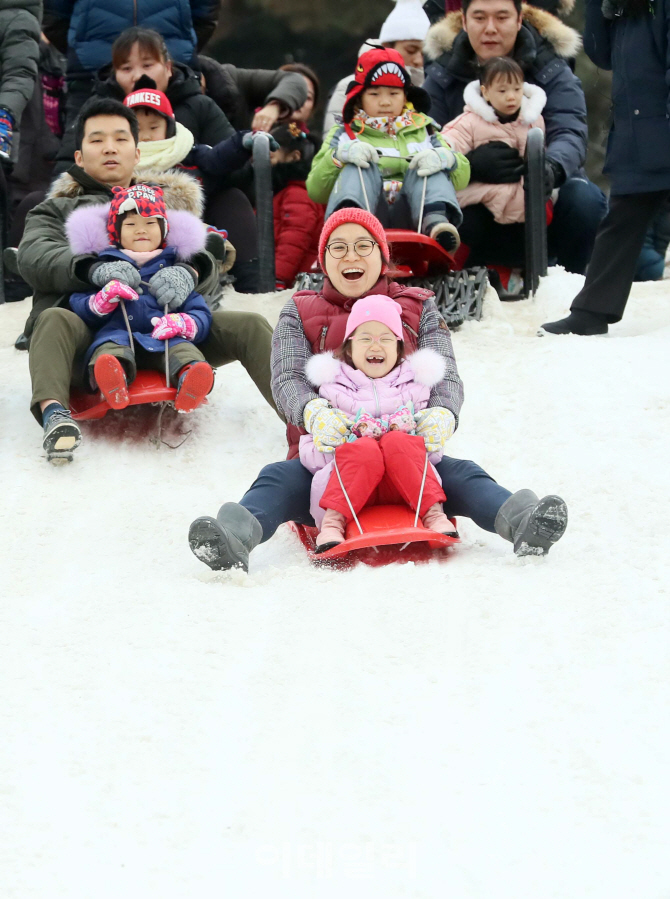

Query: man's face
463 0 523 62
74 115 140 187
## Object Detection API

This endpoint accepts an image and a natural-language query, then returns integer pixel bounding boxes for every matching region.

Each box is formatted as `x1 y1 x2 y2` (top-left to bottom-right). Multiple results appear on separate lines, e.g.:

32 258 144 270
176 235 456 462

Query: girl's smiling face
323 223 383 297
119 213 163 251
349 321 399 378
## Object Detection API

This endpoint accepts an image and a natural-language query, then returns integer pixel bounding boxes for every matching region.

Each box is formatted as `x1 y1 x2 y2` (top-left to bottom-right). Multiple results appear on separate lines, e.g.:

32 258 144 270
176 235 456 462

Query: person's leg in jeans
434 455 512 532
548 176 607 275
325 163 383 218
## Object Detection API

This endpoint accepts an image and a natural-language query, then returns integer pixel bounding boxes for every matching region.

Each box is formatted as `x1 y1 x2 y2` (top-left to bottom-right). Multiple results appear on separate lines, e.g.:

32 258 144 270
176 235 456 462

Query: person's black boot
230 258 260 294
494 490 568 556
3 275 32 303
539 309 608 336
188 502 263 572
15 332 29 351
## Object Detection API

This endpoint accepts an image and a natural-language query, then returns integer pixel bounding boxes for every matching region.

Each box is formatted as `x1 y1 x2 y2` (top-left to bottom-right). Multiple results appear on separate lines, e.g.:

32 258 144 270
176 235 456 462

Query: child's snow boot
494 489 568 556
429 221 461 253
315 509 347 552
421 503 458 537
42 405 82 464
175 362 214 413
188 502 263 572
93 354 130 409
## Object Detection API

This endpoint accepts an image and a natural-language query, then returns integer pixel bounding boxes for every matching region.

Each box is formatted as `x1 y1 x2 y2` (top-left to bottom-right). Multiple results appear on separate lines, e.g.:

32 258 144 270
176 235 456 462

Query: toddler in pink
440 56 546 224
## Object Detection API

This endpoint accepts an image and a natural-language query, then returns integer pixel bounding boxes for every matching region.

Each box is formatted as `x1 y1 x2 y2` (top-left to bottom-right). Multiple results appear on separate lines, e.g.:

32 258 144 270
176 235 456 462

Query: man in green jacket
19 96 275 463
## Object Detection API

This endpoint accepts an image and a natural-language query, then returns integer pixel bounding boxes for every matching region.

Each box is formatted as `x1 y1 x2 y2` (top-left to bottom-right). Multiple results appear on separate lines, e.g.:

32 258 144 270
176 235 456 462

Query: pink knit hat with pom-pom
318 208 389 273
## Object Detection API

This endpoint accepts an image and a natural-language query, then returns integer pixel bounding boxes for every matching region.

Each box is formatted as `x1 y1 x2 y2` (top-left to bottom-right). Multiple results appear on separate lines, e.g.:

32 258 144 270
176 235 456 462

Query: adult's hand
242 131 280 153
90 260 141 291
303 398 353 453
466 141 524 184
251 102 281 132
148 265 196 311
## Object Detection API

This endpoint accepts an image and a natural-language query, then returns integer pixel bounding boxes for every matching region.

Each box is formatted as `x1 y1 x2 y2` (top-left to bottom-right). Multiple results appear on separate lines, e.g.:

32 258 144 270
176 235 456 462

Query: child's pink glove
388 404 416 434
150 312 198 341
89 279 139 316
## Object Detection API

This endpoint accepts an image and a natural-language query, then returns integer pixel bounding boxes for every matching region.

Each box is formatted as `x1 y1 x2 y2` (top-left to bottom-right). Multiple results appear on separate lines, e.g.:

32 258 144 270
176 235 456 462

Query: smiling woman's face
323 223 383 297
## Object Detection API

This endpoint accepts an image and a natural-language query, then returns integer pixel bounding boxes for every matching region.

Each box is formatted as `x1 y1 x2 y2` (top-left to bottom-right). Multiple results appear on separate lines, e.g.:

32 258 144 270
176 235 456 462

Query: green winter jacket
18 165 220 337
306 109 470 205
0 0 41 122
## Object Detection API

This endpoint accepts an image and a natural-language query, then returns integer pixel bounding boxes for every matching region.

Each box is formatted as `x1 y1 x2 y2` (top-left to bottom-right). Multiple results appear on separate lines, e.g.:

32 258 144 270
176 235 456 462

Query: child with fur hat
307 46 470 253
66 183 214 413
299 293 457 551
440 57 547 224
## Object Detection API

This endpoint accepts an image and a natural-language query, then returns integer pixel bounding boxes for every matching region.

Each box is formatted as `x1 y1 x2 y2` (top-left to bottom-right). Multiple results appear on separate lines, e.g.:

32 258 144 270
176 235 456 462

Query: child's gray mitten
90 260 141 290
148 265 196 310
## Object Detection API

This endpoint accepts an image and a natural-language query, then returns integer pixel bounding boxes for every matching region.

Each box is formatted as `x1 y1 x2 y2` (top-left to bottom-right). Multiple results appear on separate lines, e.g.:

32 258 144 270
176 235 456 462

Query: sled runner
290 503 459 568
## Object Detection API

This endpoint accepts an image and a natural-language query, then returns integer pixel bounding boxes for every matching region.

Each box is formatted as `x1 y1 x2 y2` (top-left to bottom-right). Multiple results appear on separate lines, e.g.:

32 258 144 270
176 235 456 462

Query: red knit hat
108 184 168 247
318 208 389 274
342 46 431 124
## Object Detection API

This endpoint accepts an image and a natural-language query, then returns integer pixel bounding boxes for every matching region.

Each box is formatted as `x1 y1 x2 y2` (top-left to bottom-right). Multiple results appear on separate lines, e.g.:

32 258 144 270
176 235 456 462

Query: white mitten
303 398 353 452
414 406 456 452
334 140 380 169
409 146 457 178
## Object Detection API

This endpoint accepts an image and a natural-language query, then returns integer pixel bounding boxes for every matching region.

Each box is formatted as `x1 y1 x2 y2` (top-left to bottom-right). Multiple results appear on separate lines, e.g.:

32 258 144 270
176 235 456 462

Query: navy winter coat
44 0 219 75
585 0 670 194
423 6 587 179
69 246 212 368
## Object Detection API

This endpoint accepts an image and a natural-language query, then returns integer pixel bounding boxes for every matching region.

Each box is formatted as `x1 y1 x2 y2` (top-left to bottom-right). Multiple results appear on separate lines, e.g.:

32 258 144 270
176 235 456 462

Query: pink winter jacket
299 348 448 527
441 81 546 224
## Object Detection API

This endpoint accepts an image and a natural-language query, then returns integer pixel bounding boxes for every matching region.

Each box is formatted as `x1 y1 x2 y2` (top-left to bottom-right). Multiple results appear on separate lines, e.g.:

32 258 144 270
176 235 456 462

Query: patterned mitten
148 265 196 311
90 260 142 290
350 410 388 441
89 280 139 316
388 403 416 434
303 398 352 452
414 406 456 453
0 107 14 158
408 146 456 177
150 313 198 340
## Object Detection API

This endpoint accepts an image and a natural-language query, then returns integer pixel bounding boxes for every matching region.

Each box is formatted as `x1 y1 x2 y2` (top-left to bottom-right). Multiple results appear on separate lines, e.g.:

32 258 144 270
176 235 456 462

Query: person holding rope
188 207 568 572
65 183 214 415
306 46 469 253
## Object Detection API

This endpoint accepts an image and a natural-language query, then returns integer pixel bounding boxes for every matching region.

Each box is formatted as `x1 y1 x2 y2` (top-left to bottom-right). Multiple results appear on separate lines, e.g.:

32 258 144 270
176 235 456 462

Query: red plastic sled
69 370 206 421
290 504 459 568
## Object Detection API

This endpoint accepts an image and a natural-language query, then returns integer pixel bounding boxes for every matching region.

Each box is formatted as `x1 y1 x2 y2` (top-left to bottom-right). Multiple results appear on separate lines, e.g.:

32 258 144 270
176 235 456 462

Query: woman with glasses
188 208 568 572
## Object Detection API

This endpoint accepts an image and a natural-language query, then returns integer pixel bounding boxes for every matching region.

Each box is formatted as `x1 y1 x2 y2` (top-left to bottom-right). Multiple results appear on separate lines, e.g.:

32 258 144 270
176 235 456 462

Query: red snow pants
320 430 446 522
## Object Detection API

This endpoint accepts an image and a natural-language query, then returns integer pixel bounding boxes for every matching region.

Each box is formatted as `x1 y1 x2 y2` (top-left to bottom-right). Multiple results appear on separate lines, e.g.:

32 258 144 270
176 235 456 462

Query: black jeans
239 456 513 542
571 190 670 322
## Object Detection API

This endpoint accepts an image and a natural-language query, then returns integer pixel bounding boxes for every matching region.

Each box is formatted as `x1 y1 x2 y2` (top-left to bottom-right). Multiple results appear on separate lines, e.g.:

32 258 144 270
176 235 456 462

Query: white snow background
1 271 668 898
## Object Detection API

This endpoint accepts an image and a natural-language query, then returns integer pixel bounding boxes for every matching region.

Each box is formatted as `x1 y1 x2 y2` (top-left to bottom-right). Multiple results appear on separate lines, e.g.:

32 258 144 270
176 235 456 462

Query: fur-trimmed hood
65 203 207 261
47 166 205 218
463 79 546 124
424 4 581 62
305 347 447 390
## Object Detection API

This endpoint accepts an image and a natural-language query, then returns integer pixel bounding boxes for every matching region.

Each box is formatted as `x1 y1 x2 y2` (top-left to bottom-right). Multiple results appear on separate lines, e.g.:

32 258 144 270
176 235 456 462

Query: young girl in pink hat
299 293 457 550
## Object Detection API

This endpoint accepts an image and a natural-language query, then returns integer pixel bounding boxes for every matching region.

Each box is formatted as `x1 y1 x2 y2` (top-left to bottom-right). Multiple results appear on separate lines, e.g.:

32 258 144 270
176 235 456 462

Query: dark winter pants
89 340 205 388
570 190 670 322
459 176 607 275
320 432 446 520
29 307 277 422
240 454 512 538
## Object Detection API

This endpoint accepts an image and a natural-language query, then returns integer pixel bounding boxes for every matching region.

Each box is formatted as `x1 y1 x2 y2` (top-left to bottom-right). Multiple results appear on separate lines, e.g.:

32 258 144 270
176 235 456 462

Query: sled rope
417 175 427 235
400 452 429 552
358 167 371 213
163 303 170 388
119 300 134 352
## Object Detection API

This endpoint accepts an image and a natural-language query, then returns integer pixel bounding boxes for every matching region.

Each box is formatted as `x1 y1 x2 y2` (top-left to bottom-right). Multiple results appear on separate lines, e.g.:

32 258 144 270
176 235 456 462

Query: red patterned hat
342 47 431 124
107 184 168 247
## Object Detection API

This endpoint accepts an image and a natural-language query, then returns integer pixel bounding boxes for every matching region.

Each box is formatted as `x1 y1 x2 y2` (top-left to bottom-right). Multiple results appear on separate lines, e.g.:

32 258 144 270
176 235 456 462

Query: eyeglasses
325 239 377 259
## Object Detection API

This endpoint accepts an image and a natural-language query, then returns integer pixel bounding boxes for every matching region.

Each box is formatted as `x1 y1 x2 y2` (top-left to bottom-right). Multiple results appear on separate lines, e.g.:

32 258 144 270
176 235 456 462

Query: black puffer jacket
198 55 308 131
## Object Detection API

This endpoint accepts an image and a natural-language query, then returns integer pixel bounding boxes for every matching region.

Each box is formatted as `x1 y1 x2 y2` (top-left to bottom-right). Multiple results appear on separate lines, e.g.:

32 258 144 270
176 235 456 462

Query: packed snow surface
1 271 669 898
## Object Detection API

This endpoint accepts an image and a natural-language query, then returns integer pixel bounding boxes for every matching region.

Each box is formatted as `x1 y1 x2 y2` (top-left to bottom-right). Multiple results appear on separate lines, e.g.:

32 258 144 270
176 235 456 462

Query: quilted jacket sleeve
273 184 323 286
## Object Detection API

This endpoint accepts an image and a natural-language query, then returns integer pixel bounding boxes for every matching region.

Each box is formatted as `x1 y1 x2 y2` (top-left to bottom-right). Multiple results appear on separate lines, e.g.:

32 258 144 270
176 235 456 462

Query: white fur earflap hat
379 0 431 43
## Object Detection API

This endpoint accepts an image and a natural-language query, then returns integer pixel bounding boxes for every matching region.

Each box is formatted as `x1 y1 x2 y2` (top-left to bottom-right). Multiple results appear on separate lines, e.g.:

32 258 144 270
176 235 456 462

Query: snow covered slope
1 271 668 898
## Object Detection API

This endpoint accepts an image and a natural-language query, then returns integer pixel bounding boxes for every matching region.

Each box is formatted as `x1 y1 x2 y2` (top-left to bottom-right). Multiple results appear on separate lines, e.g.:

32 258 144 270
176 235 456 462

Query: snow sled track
290 504 459 568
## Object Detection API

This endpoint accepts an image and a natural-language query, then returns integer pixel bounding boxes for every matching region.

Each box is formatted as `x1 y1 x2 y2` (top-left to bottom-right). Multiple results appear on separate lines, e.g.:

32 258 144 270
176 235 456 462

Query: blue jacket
45 0 218 75
69 246 212 368
423 7 587 180
585 0 670 193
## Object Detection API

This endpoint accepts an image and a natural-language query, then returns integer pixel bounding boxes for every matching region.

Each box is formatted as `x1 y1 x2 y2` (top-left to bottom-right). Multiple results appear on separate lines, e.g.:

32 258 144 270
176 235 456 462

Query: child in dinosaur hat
307 46 470 252
66 183 215 414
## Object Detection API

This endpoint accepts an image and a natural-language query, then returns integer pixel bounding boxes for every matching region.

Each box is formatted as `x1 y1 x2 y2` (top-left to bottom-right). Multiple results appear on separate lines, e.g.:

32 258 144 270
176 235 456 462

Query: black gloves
466 141 524 184
543 158 565 197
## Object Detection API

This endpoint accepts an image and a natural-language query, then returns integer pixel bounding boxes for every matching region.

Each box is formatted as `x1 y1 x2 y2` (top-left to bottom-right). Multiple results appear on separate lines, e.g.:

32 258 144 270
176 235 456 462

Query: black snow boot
188 502 263 572
494 489 568 556
230 258 260 294
539 310 608 336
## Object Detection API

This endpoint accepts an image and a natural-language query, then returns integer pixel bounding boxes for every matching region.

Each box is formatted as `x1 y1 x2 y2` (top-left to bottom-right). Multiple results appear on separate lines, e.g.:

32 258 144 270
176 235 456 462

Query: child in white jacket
440 57 546 225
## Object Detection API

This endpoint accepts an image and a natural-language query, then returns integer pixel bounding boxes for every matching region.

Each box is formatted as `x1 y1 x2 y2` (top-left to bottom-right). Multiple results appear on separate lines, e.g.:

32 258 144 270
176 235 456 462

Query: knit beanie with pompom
318 208 389 274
